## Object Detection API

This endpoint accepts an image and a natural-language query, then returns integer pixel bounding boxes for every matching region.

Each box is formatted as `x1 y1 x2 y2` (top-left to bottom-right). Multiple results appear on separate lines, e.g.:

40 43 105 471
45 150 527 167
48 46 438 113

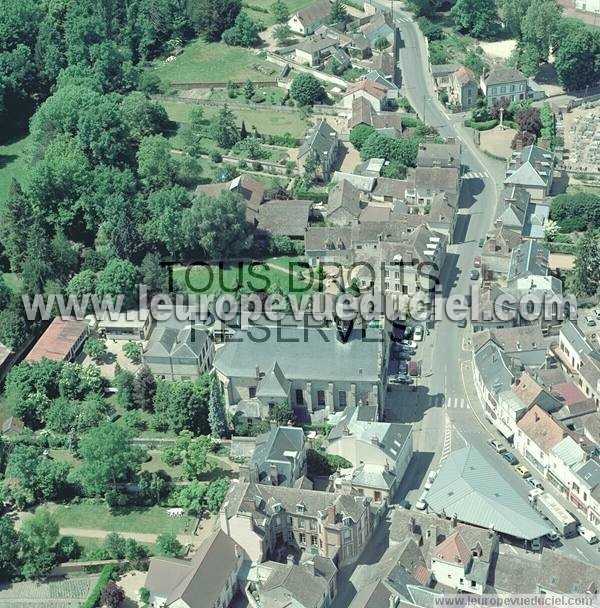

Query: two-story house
480 66 528 107
220 480 378 566
505 145 555 201
298 120 339 182
288 0 331 35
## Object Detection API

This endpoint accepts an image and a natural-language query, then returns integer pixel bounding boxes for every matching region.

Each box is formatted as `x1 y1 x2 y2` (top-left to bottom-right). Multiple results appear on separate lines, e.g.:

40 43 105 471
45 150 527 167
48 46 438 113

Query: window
317 390 326 407
295 389 304 405
311 535 317 546
298 518 305 528
343 529 352 543
339 391 347 407
249 387 256 398
299 532 306 544
309 519 316 531
374 491 382 502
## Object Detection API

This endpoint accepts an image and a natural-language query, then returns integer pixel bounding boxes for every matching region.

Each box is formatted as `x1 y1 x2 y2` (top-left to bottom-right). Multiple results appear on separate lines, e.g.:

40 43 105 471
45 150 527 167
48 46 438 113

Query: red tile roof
434 531 471 565
26 318 88 363
344 79 387 101
517 404 566 453
552 382 588 406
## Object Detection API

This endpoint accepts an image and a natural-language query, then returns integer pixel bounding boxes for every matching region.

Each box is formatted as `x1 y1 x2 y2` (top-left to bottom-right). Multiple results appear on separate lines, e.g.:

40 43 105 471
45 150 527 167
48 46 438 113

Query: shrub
307 449 352 476
209 150 223 163
464 118 498 131
82 564 119 608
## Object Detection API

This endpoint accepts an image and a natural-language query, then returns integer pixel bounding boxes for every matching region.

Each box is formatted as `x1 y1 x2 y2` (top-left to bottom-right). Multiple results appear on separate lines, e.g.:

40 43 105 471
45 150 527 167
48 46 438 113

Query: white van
578 526 598 544
415 491 428 510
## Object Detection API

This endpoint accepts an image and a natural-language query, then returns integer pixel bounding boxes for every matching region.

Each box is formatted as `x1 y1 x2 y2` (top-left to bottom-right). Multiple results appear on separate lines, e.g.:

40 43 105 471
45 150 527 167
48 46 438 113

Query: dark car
398 353 412 361
502 452 518 465
469 269 480 280
398 361 408 374
478 238 485 247
458 318 467 328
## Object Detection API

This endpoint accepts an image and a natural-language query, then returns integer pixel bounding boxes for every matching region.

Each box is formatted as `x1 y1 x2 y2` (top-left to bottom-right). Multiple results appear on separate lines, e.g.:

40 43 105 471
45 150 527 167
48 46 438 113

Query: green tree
290 73 325 106
554 23 600 91
0 298 28 351
123 341 142 364
0 179 34 272
205 477 230 513
96 258 140 310
271 0 289 22
77 422 139 496
0 515 19 580
182 435 212 479
103 532 127 559
327 0 348 24
209 104 239 148
571 230 600 297
84 338 107 363
116 369 136 410
270 401 295 425
138 470 170 505
222 12 262 47
208 375 227 438
187 0 242 42
157 533 183 557
373 35 389 52
137 134 177 191
133 365 156 411
273 24 293 45
120 92 168 143
498 0 532 37
518 0 561 72
19 509 60 580
349 124 376 150
360 131 420 167
452 0 499 38
172 480 207 515
183 191 248 258
243 79 255 100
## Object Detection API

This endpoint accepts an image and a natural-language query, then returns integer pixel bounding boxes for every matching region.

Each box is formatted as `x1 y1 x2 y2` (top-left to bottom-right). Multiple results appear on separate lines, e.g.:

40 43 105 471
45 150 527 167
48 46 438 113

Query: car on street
398 353 412 361
398 361 408 374
408 361 420 376
473 256 481 268
396 374 414 385
469 269 480 280
595 308 600 319
401 339 416 348
397 499 411 510
527 478 543 490
458 318 467 328
577 526 598 544
502 452 518 465
489 439 506 453
413 326 424 341
530 537 542 552
424 470 437 490
546 530 560 542
415 491 428 510
585 315 596 327
478 238 485 247
515 464 531 478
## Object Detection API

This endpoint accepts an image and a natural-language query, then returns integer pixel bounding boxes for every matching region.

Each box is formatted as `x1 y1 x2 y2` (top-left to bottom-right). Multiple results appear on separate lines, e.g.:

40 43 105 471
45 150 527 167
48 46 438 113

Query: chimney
287 554 295 565
371 435 379 446
220 502 230 535
304 560 316 577
326 505 336 525
535 161 542 173
270 419 278 430
534 411 540 422
342 426 350 436
408 516 416 533
269 463 279 485
384 460 390 473
340 478 353 495
239 463 250 482
255 365 260 379
451 513 458 528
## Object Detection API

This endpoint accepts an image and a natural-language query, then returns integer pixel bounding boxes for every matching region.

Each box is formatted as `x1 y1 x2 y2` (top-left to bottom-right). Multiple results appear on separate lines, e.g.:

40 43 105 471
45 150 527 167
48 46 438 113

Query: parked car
595 308 600 319
469 269 480 280
515 464 531 478
398 353 412 361
413 326 424 341
408 361 420 376
546 530 560 542
397 499 411 510
404 326 413 339
530 537 542 552
458 318 467 328
415 491 428 510
502 452 518 465
424 470 438 490
478 238 485 247
585 315 596 327
578 526 598 544
473 256 481 268
397 376 414 385
400 345 416 355
401 339 416 348
489 439 506 453
398 361 408 374
527 478 543 490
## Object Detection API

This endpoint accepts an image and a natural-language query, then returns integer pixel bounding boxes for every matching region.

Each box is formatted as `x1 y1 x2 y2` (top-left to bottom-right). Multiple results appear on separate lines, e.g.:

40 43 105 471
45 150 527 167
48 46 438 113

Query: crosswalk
395 16 411 22
444 397 470 409
462 171 488 180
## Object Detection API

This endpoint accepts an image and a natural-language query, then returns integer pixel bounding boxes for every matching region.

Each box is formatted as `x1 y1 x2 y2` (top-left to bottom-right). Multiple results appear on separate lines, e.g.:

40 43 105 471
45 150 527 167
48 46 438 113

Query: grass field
243 0 316 25
161 100 307 138
49 503 195 535
152 40 277 84
0 135 30 209
174 256 311 295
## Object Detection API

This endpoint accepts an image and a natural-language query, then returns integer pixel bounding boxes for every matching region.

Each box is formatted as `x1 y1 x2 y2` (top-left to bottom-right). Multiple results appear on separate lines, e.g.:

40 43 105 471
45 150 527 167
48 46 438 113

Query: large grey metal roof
425 446 552 541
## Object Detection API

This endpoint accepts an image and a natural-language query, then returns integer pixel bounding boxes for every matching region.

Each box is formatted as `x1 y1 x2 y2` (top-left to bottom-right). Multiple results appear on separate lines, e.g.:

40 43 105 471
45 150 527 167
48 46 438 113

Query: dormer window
296 503 305 513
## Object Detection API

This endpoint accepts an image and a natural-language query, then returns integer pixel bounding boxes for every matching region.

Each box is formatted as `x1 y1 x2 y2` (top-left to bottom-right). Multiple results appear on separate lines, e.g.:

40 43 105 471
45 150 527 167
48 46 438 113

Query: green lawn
174 256 311 295
0 135 30 209
49 503 195 535
151 40 277 84
210 86 287 105
161 100 307 138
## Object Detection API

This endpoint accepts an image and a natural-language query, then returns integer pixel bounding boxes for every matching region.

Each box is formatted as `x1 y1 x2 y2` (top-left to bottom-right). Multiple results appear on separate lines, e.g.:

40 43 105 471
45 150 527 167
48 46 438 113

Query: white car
413 326 424 341
415 491 428 510
578 526 599 544
401 339 416 349
424 470 437 491
546 530 560 542
530 537 542 552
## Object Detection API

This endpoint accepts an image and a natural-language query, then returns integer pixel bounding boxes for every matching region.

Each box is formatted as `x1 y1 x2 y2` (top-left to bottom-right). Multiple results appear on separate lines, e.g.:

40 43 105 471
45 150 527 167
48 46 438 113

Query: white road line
575 547 591 562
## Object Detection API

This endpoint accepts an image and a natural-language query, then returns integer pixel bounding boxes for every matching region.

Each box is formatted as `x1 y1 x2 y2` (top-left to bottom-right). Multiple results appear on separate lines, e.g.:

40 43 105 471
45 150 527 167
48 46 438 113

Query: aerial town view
0 0 600 606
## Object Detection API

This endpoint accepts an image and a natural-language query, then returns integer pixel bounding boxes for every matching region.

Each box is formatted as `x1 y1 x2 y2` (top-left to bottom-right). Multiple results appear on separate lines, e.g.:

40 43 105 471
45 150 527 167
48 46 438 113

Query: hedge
82 564 119 608
293 190 328 203
401 117 421 128
464 119 499 131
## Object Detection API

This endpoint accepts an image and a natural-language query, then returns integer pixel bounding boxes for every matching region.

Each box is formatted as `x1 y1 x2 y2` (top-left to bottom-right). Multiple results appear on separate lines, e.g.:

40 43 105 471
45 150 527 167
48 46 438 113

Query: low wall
266 52 349 89
152 94 300 113
171 80 277 90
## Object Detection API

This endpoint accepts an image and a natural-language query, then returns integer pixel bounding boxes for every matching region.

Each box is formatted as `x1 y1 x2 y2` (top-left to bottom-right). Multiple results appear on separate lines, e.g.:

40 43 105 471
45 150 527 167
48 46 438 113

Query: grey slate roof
143 322 209 360
293 0 331 27
431 64 460 77
417 143 461 169
473 341 514 397
251 425 304 485
327 179 362 219
214 325 383 383
296 33 339 55
506 239 549 283
484 66 526 86
506 145 555 189
257 199 312 237
299 119 337 162
424 446 552 540
256 361 291 398
371 52 395 76
145 530 242 608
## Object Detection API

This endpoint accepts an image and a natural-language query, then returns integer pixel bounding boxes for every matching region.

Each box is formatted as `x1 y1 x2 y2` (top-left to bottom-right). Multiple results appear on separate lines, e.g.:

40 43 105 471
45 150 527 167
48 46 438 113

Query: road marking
462 171 489 180
575 547 591 562
444 397 469 409
460 361 495 438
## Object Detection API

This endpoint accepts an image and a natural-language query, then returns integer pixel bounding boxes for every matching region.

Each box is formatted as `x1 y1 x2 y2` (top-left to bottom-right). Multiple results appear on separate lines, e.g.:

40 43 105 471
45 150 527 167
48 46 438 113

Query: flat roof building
25 318 88 363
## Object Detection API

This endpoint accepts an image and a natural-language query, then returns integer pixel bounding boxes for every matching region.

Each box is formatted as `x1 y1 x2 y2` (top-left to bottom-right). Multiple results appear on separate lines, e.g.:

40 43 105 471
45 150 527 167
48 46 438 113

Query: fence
151 94 301 113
